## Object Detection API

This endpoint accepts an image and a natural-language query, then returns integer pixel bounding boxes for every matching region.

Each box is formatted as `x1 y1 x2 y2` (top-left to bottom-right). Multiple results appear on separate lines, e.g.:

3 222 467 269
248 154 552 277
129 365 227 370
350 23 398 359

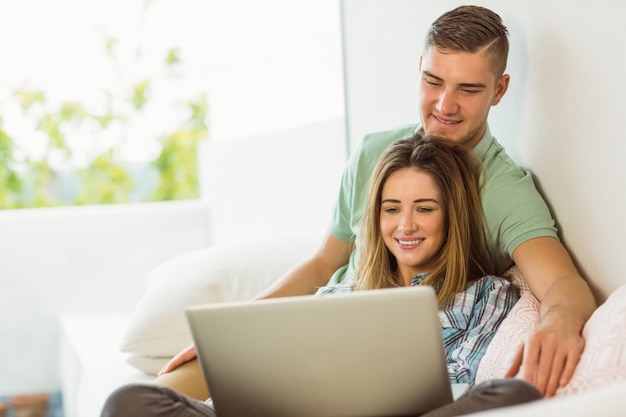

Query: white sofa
59 228 626 417
57 117 626 417
52 108 626 417
0 199 210 398
58 232 321 417
58 117 347 417
55 1 626 414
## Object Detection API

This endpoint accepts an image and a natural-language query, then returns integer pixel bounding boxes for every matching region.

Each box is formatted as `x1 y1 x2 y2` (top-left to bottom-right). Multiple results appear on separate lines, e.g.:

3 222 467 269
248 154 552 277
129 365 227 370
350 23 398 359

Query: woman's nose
397 213 416 233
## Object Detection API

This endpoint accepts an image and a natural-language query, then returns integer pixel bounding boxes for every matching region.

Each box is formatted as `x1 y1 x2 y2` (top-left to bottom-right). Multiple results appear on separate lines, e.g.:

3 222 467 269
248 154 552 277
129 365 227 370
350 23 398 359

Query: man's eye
425 79 441 86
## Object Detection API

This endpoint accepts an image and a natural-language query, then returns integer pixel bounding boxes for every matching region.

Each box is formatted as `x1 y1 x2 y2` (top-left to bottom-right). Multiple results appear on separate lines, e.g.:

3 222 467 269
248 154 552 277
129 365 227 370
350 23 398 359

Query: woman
101 135 541 417
317 135 518 385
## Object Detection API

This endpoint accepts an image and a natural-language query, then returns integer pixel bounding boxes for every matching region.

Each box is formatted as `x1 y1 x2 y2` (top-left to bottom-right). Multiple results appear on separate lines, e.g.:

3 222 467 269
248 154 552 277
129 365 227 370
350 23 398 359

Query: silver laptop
185 285 454 417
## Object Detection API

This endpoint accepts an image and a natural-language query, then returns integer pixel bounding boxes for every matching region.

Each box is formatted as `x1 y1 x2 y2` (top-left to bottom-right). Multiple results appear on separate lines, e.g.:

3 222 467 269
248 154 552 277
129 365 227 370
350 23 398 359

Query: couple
102 4 596 417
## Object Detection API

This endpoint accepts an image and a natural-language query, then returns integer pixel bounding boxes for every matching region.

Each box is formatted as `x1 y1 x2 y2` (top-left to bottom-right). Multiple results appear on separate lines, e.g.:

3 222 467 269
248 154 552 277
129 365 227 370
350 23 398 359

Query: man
159 4 596 399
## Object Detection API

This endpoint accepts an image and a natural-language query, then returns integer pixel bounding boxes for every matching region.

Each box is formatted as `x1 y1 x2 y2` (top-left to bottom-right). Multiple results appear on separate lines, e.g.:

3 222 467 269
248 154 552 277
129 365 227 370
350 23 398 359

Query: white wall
341 0 626 301
199 118 346 244
192 0 346 142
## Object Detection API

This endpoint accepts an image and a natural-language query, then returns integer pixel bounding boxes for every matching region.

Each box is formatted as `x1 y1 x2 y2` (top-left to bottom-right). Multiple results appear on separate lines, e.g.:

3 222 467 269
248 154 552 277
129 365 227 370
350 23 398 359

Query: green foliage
14 90 45 112
132 80 151 111
0 6 209 210
76 151 135 205
165 48 181 66
0 118 24 209
151 94 209 201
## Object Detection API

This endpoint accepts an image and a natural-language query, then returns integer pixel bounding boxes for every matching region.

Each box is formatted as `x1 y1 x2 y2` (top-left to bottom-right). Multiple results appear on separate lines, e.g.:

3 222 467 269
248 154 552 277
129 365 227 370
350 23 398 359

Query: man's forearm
254 258 333 300
255 233 353 300
539 275 596 331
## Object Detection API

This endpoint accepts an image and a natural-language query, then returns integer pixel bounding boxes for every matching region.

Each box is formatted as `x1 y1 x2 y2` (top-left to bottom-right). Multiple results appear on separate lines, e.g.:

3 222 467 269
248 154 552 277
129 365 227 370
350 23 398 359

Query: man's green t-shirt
327 123 558 286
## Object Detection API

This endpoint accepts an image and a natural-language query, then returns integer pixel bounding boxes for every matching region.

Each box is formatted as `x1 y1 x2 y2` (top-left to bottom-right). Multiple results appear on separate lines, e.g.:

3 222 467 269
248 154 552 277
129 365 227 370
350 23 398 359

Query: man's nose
436 89 458 115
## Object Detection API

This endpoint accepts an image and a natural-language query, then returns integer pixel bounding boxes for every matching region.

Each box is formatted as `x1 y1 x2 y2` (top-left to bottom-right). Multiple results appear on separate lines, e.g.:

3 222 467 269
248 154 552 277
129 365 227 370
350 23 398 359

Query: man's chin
423 130 462 143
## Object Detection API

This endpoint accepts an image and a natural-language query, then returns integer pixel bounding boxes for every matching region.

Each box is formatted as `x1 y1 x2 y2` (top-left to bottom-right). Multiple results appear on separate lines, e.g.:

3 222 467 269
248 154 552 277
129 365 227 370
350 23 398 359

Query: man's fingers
521 334 541 384
505 344 524 378
560 347 582 387
544 350 566 397
557 339 584 390
541 339 583 397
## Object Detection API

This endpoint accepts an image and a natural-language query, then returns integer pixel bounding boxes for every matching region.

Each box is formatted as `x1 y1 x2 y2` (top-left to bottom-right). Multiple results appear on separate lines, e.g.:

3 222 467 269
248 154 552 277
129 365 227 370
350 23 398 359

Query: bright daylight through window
0 0 210 208
0 0 345 210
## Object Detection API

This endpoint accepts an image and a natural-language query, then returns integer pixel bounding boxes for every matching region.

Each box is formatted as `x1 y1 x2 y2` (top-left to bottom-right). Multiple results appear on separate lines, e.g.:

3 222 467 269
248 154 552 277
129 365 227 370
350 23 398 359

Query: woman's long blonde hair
355 134 492 304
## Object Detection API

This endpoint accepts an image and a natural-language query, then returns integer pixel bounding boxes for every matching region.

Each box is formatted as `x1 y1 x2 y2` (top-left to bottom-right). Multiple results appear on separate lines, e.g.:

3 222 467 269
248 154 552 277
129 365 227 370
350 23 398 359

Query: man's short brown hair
425 5 509 77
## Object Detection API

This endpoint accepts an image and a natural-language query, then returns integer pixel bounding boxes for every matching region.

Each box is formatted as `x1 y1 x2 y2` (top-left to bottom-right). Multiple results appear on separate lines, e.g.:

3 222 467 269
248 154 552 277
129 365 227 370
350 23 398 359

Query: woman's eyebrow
381 198 439 204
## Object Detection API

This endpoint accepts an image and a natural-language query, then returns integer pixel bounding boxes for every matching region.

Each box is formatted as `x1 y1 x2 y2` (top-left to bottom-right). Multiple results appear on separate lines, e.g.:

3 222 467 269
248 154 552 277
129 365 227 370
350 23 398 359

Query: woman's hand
158 344 198 376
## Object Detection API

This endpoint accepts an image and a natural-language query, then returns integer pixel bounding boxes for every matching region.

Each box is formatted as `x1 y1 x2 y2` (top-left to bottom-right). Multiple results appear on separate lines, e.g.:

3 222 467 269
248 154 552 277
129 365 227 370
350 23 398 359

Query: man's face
418 47 509 149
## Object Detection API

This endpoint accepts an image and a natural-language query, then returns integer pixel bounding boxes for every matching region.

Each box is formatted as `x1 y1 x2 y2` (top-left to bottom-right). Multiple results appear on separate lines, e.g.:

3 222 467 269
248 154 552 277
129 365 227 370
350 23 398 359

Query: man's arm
254 232 353 299
506 236 597 397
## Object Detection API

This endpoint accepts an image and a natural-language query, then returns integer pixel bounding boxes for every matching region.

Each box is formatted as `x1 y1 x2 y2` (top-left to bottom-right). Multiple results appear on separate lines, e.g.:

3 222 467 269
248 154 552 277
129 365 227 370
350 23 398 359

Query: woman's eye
417 207 433 213
384 207 399 214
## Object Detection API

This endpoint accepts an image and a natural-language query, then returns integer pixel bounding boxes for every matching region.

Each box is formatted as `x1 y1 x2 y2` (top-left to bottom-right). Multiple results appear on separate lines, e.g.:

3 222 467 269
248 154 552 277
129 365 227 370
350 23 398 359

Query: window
0 0 345 208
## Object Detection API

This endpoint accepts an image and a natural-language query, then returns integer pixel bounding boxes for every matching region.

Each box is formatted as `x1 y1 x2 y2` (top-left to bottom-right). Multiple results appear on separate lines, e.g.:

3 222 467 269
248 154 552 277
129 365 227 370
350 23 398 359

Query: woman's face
379 168 446 285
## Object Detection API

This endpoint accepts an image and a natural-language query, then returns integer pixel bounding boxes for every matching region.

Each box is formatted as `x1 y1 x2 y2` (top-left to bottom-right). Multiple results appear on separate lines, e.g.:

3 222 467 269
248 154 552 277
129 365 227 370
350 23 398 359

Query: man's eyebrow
458 82 487 89
422 70 487 89
422 70 444 82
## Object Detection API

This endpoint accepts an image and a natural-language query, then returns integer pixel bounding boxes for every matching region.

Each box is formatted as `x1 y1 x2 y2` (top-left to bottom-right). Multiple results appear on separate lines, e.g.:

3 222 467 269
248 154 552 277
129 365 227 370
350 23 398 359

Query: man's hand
511 237 596 397
158 344 197 376
505 313 585 396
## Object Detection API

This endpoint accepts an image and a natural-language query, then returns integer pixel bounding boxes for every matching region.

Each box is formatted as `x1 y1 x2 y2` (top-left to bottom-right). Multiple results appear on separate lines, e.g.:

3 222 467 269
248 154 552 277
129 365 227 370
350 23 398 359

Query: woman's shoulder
463 275 518 301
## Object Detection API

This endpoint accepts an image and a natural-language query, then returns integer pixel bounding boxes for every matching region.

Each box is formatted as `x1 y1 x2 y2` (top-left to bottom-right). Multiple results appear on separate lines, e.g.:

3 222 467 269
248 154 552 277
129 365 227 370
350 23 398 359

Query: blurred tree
0 3 209 209
0 117 24 208
152 93 208 201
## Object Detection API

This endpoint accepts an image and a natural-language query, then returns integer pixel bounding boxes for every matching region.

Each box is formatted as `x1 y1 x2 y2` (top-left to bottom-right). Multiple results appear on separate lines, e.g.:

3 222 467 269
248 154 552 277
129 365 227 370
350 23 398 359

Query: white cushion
119 231 323 372
476 267 626 397
475 266 539 383
556 283 626 395
464 379 626 417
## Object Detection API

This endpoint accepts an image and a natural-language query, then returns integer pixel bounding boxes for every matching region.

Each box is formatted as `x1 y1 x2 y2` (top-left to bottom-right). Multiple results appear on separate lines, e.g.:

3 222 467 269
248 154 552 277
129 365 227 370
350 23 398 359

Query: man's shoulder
357 123 420 159
360 123 420 154
482 137 525 175
363 122 420 140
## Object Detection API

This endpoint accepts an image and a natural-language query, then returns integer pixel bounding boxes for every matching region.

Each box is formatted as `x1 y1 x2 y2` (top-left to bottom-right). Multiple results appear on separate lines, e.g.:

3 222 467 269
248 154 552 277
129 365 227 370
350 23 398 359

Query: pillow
119 231 322 373
476 267 626 397
556 283 626 396
125 355 170 376
475 265 540 383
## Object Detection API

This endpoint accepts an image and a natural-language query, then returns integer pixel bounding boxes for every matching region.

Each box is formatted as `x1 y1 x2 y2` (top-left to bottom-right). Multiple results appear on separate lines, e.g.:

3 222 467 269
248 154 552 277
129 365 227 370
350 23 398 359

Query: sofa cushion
464 379 626 417
118 232 322 373
556 283 626 395
475 266 539 384
476 266 626 397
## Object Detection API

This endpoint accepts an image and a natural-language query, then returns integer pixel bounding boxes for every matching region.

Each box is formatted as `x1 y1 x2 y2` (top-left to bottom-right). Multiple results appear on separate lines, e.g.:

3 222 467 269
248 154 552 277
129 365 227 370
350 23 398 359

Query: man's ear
491 74 510 106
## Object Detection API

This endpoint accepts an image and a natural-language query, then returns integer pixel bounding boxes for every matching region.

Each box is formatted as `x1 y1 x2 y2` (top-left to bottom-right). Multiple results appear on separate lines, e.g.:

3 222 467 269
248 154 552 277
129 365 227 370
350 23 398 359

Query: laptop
185 285 456 417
